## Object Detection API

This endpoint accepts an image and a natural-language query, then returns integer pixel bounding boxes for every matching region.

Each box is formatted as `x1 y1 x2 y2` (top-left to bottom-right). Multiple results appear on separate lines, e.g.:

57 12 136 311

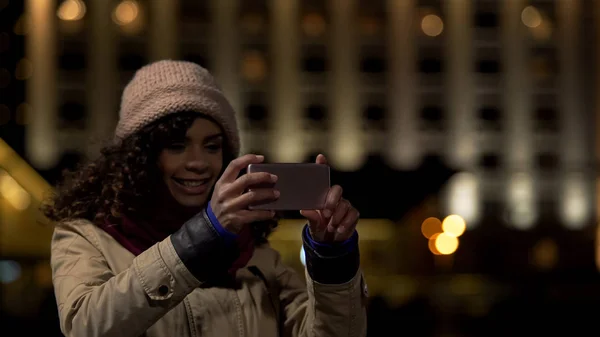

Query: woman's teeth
182 181 202 187
175 179 206 187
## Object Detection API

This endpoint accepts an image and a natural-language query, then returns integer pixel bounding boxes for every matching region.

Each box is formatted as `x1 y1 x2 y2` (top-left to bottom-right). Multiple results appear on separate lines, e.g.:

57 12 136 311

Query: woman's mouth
172 177 210 194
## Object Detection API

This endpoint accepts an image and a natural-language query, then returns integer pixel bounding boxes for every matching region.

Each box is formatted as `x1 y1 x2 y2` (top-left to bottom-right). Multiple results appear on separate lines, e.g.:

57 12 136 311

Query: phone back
247 163 330 210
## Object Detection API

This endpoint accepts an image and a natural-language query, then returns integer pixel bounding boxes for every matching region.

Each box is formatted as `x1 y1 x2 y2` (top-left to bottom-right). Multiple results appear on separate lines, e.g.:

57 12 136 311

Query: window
302 45 327 73
479 153 500 170
360 57 385 73
479 106 501 122
477 60 500 74
302 56 326 73
419 59 442 73
363 104 385 130
417 0 443 9
59 53 86 71
421 154 445 167
245 104 268 122
304 104 328 130
365 105 384 121
183 54 208 68
180 0 210 22
59 102 86 129
478 105 502 131
534 107 559 132
475 12 498 28
239 0 269 36
305 104 326 122
119 53 147 72
536 153 559 171
420 105 444 131
301 0 329 18
244 92 269 129
531 48 558 82
421 105 443 121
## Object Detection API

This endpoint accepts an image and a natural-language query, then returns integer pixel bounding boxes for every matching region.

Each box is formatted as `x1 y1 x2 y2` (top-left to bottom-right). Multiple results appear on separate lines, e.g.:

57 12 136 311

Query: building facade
23 0 597 234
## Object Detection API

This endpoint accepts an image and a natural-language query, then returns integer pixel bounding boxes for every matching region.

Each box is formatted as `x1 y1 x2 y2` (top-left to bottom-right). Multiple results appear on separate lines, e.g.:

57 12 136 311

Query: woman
44 60 367 337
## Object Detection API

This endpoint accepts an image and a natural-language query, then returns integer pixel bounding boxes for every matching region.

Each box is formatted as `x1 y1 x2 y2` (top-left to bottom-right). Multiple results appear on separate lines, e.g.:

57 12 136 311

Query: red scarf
100 216 254 276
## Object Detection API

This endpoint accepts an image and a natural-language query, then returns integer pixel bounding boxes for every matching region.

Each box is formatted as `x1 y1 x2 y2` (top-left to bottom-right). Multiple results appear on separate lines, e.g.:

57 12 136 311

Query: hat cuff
115 84 240 156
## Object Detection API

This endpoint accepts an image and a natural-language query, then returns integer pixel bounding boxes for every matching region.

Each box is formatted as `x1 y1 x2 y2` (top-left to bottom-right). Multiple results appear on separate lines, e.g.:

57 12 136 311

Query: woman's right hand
210 154 279 234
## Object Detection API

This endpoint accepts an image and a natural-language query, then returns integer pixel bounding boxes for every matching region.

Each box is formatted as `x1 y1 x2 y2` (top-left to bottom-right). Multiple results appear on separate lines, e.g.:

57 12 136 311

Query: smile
173 178 207 187
172 177 211 193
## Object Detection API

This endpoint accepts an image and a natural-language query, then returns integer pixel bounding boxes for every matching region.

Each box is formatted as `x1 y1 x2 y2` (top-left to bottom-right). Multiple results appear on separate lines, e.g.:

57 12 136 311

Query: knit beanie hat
115 60 240 156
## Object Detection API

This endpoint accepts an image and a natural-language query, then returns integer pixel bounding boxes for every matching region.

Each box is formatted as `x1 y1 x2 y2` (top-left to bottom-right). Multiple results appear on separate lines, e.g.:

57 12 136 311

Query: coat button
158 285 169 296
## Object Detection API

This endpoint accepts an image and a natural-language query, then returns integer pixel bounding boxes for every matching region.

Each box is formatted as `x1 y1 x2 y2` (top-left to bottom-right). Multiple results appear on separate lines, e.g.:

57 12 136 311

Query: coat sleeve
274 226 368 337
51 212 234 337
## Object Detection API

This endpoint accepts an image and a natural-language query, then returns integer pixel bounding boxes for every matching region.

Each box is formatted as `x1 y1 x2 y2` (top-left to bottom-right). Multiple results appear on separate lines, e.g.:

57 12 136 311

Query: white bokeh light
561 173 590 230
299 246 306 267
446 172 480 228
507 172 537 230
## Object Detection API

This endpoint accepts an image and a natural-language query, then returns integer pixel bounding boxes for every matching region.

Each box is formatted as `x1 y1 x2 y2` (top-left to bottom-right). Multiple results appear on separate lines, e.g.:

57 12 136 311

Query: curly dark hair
41 112 277 244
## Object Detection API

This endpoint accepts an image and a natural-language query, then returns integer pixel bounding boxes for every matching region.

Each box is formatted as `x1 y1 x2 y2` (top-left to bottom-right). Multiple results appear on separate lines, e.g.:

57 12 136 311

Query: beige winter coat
50 219 368 337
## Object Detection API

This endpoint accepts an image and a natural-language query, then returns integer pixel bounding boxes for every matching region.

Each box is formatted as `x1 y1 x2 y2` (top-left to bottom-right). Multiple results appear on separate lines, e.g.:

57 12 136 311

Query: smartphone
246 163 330 211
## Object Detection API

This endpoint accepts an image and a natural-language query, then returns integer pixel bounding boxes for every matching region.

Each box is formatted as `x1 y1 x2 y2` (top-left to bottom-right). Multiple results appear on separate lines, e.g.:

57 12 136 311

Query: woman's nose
184 147 209 172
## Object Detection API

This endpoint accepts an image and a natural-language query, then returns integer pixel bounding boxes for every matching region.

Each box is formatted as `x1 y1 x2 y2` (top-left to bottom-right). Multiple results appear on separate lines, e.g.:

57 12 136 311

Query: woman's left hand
300 154 359 243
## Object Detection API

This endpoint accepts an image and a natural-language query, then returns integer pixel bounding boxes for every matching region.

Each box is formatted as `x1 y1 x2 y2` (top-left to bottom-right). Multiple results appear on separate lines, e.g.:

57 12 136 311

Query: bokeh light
428 233 442 255
241 50 267 83
421 217 442 239
434 233 459 255
302 13 326 37
113 0 139 26
442 215 466 237
57 0 86 21
421 14 443 37
521 6 542 28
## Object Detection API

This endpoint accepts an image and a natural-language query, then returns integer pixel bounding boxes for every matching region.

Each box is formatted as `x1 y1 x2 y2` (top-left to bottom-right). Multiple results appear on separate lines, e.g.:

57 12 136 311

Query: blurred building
20 0 596 232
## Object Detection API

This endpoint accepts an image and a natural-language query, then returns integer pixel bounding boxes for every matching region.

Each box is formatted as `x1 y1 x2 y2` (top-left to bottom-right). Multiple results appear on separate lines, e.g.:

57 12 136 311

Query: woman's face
158 117 224 210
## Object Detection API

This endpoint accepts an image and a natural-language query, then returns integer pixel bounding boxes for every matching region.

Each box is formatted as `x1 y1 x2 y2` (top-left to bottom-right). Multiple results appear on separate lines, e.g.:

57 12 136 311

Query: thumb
315 153 328 165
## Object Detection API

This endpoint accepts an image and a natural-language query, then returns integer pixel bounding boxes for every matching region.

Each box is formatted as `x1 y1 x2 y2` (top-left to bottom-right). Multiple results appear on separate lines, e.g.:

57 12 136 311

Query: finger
226 172 277 196
229 188 280 210
336 208 359 236
220 154 264 183
331 199 351 227
300 210 321 228
315 154 328 165
322 185 343 218
301 210 326 241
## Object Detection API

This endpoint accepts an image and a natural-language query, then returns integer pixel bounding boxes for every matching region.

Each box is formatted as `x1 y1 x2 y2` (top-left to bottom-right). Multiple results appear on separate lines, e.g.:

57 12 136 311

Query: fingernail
337 226 345 234
274 190 280 197
270 174 278 182
323 210 332 218
328 225 335 232
256 155 265 160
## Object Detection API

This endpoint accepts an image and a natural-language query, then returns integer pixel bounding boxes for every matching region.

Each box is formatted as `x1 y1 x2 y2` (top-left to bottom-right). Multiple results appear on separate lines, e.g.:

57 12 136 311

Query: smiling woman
42 60 366 337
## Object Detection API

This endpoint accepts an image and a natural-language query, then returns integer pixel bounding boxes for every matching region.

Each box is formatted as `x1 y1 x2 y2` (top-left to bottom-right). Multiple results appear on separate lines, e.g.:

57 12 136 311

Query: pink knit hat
115 60 240 156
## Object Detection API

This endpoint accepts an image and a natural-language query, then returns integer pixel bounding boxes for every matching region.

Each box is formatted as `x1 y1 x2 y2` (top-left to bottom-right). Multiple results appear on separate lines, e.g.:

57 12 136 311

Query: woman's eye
166 142 185 151
206 143 222 153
